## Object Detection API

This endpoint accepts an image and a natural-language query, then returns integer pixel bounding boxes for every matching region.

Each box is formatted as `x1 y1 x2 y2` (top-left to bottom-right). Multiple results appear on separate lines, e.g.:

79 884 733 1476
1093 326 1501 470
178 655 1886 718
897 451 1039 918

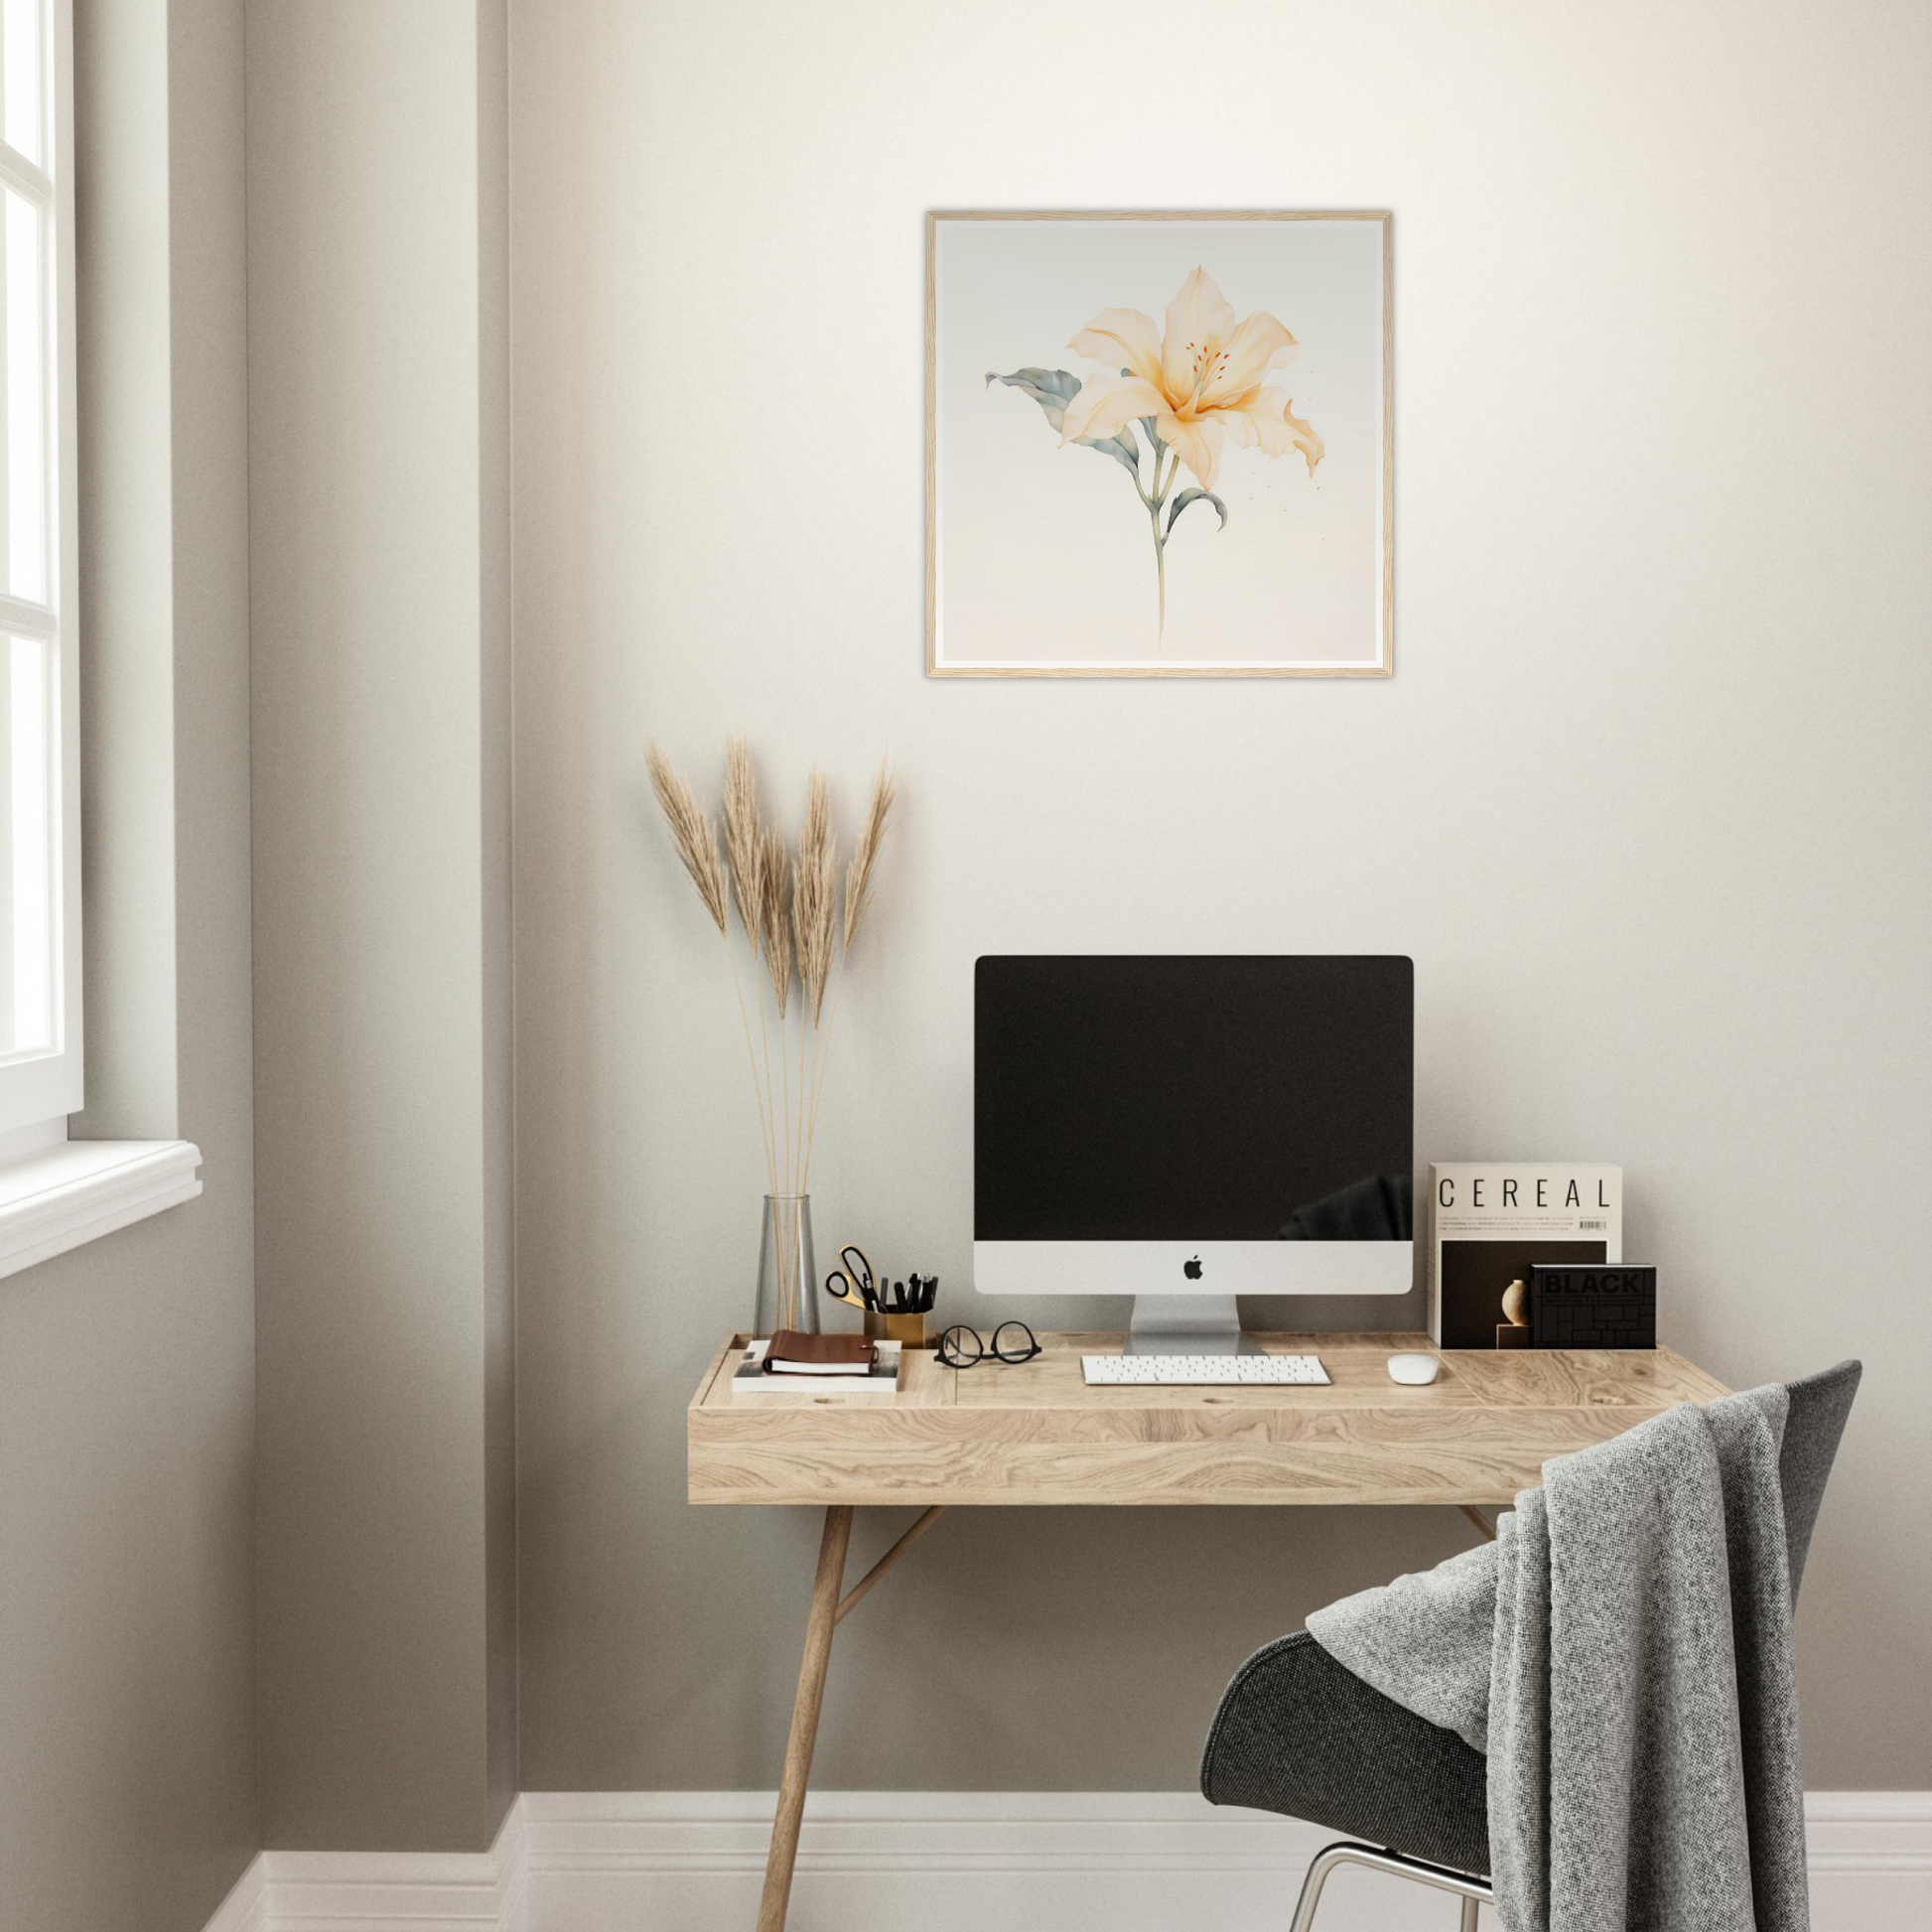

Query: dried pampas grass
759 827 793 1018
722 736 763 940
794 778 837 1026
645 741 727 935
844 759 896 949
645 736 896 1226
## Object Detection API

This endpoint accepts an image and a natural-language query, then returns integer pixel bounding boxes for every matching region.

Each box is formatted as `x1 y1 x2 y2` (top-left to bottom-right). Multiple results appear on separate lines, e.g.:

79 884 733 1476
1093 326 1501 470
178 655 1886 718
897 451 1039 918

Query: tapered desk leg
757 1504 853 1932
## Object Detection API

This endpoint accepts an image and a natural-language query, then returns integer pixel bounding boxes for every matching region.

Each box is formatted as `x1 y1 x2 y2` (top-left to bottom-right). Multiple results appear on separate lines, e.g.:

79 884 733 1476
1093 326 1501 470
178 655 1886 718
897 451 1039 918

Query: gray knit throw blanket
1307 1388 1809 1932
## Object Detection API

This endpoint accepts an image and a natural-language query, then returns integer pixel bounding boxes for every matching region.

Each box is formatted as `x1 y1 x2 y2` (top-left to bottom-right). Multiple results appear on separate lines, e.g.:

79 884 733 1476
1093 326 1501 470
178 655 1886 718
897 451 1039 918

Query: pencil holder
866 1310 927 1348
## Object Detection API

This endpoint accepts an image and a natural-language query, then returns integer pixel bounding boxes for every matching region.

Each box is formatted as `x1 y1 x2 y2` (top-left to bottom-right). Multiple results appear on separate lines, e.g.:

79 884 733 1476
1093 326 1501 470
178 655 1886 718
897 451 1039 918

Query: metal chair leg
1286 1844 1346 1932
1288 1841 1493 1932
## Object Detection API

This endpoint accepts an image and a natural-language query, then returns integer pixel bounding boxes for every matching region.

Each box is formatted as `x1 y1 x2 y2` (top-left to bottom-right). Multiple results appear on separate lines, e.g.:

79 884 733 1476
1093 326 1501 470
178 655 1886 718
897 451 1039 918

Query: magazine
1428 1164 1621 1349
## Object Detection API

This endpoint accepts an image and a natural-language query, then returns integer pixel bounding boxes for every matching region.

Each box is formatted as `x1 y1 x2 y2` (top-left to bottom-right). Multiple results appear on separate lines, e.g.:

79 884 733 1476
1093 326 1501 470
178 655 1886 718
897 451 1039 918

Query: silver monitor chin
972 1240 1413 1352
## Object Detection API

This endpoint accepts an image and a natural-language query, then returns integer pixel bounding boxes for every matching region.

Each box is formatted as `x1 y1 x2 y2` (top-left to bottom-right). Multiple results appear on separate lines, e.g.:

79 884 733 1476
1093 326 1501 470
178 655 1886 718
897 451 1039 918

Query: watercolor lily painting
988 267 1324 641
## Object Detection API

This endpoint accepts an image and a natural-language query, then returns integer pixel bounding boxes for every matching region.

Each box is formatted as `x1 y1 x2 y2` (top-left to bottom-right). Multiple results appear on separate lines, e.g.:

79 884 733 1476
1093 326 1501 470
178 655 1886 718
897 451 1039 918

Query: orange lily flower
1057 267 1323 492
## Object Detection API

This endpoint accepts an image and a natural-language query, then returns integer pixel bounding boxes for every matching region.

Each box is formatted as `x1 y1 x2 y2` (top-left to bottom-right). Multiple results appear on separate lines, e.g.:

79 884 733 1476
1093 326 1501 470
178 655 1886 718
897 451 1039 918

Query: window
0 0 200 1272
0 0 76 1143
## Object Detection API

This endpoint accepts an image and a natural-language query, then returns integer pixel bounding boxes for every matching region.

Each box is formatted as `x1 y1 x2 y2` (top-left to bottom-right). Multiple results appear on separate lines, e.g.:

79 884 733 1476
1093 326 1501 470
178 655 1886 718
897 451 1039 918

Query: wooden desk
688 1330 1728 1931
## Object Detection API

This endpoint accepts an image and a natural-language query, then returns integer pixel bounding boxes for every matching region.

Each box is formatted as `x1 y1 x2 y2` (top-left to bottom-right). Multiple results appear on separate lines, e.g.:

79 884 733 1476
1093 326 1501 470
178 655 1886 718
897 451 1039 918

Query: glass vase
754 1193 818 1338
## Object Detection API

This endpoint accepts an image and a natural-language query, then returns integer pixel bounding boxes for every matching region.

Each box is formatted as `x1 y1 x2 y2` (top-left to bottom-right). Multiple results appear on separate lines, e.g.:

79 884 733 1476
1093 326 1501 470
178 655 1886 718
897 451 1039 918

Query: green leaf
1166 486 1228 535
1083 431 1143 479
986 366 1081 433
987 368 1141 482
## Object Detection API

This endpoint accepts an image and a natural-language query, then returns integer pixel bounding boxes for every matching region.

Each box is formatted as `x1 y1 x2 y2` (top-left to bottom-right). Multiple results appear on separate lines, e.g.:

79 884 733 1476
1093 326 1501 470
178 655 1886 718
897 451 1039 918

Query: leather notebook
763 1329 878 1375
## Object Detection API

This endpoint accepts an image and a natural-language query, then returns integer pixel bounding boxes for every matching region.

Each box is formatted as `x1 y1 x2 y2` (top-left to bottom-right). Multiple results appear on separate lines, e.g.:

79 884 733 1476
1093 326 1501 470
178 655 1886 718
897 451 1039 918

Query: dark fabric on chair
1778 1359 1860 1603
1200 1360 1862 1883
1199 1630 1491 1875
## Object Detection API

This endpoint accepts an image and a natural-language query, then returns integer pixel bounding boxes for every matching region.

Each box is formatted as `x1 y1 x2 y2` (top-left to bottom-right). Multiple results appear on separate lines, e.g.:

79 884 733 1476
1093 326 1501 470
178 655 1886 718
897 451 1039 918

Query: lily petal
1161 268 1239 402
1205 390 1322 474
1248 388 1324 474
1059 371 1167 447
1069 308 1164 387
1201 311 1297 405
1210 392 1266 450
1156 408 1226 492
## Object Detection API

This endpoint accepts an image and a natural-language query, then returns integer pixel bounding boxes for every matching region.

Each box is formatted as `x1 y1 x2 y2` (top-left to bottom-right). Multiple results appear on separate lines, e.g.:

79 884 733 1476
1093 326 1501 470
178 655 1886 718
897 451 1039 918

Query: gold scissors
824 1244 878 1312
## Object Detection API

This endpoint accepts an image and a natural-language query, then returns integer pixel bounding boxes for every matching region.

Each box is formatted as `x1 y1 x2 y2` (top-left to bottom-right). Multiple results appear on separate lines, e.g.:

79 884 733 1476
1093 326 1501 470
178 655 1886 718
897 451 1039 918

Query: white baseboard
202 1809 527 1932
202 1852 268 1932
201 1789 1932 1932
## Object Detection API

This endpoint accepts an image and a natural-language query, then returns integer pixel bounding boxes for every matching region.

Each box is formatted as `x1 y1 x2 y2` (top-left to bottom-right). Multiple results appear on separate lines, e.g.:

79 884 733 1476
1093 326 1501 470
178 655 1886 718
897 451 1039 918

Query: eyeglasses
936 1320 1040 1368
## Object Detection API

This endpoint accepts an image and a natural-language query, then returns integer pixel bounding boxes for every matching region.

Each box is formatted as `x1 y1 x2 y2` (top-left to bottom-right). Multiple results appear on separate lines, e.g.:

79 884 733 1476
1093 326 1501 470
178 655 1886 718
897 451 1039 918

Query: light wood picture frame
926 210 1393 679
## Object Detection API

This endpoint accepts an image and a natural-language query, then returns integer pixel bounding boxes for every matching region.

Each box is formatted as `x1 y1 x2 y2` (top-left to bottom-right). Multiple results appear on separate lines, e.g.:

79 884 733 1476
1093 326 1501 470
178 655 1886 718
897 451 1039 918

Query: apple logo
1183 1255 1203 1280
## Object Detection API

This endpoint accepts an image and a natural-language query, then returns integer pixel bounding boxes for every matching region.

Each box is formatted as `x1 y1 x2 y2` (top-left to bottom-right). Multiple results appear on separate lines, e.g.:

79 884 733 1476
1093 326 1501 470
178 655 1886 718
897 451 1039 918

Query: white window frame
0 0 79 1141
0 0 200 1278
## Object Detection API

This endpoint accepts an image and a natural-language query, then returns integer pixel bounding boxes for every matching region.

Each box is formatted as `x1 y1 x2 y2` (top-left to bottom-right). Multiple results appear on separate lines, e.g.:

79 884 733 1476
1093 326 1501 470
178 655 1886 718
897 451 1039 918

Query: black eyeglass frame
936 1320 1041 1368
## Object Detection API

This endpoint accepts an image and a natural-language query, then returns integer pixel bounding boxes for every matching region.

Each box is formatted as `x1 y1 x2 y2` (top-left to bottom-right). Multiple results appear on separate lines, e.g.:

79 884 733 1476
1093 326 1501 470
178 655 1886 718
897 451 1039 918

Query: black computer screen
974 956 1414 1241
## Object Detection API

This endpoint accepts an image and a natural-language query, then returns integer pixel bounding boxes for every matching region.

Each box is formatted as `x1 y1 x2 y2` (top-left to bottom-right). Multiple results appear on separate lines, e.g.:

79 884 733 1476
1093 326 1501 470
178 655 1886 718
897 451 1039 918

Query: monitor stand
1124 1294 1258 1356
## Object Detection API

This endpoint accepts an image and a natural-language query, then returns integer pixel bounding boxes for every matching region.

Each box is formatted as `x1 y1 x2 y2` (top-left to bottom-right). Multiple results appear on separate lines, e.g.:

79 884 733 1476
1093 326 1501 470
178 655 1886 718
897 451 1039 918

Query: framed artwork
926 210 1392 678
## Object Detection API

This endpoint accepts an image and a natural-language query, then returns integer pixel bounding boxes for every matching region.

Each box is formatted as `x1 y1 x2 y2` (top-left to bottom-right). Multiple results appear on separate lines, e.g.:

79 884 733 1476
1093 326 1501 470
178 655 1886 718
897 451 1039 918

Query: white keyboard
1081 1352 1329 1386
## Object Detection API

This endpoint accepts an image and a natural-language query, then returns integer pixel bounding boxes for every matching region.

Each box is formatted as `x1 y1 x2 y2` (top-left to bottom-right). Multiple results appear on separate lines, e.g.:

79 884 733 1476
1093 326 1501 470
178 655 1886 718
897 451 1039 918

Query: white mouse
1387 1352 1442 1386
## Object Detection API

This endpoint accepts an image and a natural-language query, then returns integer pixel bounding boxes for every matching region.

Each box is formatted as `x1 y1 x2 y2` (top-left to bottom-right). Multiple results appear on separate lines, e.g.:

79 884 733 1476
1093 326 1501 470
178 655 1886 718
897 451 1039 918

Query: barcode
1580 1218 1607 1230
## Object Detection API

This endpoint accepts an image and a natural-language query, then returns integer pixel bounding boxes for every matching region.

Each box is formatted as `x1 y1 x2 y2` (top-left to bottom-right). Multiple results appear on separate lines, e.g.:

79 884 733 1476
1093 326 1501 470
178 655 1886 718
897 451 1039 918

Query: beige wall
510 0 1932 1794
0 0 258 1928
248 0 515 1853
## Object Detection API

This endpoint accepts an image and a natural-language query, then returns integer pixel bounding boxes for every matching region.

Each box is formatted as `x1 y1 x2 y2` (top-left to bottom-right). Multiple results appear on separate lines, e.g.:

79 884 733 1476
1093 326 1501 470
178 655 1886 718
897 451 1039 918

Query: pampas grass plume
759 825 793 1017
843 759 896 950
722 735 765 940
645 740 727 935
793 771 836 1023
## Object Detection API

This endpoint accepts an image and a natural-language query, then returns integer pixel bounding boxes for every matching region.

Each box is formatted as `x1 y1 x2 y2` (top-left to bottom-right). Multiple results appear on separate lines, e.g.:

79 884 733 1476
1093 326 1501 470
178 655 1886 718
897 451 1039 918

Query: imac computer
973 955 1414 1354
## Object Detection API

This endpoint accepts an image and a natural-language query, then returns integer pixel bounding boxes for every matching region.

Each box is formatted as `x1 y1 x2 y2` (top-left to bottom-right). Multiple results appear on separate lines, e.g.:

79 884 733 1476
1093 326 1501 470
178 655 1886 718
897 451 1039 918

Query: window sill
0 1139 203 1282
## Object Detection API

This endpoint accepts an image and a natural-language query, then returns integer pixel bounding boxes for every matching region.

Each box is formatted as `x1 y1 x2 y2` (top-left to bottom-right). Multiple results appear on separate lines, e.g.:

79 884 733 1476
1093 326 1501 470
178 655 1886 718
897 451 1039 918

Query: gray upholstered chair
1200 1361 1862 1930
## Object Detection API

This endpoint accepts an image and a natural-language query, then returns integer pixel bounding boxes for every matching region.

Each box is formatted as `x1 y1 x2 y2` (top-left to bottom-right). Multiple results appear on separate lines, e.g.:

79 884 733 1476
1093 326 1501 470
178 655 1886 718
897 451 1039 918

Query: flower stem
1150 497 1166 640
1147 449 1176 642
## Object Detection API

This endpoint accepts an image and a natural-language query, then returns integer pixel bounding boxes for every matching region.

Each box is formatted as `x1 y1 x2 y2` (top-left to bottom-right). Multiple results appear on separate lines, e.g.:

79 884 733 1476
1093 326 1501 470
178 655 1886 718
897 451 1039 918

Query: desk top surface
688 1331 1729 1509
